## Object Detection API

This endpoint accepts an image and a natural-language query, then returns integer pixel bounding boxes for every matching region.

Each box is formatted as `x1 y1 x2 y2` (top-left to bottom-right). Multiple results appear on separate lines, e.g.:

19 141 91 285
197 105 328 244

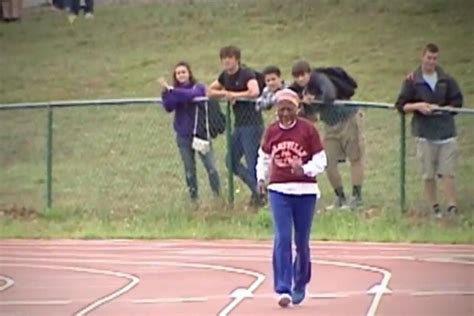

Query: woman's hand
158 77 172 90
289 157 304 176
257 180 267 197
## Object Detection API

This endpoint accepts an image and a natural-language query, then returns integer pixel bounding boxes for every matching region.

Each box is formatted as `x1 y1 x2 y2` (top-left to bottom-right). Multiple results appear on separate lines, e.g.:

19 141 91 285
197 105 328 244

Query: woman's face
277 100 297 127
175 65 190 84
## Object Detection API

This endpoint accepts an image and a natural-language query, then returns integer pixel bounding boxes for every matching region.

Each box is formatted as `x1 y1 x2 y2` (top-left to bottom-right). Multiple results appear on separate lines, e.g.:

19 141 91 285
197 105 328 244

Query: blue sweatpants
268 190 317 294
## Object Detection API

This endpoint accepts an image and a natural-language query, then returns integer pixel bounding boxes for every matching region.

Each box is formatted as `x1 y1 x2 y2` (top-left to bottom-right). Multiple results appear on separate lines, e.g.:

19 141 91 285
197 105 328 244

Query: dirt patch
0 206 41 220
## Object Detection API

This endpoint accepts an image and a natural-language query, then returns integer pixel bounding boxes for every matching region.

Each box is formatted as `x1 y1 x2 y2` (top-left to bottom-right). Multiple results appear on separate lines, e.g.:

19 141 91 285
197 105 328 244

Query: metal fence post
400 112 406 213
46 105 54 209
225 101 234 206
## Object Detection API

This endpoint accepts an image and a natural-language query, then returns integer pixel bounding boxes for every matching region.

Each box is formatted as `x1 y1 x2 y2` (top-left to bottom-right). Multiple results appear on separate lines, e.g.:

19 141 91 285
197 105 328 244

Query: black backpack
242 65 266 96
313 67 357 100
197 99 226 139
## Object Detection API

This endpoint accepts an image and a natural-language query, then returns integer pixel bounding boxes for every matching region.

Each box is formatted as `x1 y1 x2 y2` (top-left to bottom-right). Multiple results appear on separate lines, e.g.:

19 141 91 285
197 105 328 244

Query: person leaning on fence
1 0 22 23
255 65 286 111
256 89 327 308
208 45 265 208
288 60 365 210
160 61 221 202
395 43 463 218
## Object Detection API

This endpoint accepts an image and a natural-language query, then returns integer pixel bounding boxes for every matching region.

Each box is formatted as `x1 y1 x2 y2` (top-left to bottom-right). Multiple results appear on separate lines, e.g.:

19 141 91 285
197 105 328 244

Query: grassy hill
0 0 473 242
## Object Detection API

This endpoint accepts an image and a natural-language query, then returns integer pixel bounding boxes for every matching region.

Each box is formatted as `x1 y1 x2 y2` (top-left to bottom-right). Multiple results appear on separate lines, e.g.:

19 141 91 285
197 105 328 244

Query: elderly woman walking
256 89 327 308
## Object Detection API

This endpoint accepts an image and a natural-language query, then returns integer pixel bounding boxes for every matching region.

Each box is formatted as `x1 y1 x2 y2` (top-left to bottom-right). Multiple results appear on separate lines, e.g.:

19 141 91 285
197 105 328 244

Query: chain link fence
0 108 46 210
405 113 474 213
0 98 472 216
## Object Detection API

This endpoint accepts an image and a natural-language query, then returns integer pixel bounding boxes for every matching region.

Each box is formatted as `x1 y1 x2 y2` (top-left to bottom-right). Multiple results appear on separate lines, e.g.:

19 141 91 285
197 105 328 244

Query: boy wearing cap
256 89 327 308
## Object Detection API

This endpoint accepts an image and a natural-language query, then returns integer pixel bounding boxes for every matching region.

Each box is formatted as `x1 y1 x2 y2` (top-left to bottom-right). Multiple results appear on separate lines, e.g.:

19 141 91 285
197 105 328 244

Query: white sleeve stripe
302 150 327 177
256 147 271 182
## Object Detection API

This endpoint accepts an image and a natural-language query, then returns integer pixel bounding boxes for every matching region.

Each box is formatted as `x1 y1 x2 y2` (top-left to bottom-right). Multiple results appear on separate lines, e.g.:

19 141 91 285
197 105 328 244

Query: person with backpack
207 45 265 208
160 61 221 202
289 60 365 210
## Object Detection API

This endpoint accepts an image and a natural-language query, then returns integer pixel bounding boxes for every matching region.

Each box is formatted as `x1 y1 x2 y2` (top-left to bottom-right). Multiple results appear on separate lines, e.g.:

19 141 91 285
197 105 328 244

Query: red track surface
0 240 473 316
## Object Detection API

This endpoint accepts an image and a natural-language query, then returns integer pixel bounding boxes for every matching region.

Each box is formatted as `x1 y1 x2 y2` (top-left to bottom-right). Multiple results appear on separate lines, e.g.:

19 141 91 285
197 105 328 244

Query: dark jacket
289 72 357 126
395 66 463 140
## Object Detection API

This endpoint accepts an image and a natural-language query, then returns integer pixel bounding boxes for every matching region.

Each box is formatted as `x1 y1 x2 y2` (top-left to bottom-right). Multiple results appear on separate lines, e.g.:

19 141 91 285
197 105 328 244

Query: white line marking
1 256 389 315
368 284 392 294
417 257 474 265
412 290 474 296
0 257 264 316
0 250 419 262
1 241 472 253
150 261 265 316
0 263 140 316
309 292 350 299
133 297 208 304
0 275 15 292
0 300 71 306
314 259 392 316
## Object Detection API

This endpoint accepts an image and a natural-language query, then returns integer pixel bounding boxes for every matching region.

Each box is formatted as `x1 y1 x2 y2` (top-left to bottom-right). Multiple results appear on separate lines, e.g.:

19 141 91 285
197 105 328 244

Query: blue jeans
269 190 317 294
228 125 263 196
69 0 94 14
176 136 220 200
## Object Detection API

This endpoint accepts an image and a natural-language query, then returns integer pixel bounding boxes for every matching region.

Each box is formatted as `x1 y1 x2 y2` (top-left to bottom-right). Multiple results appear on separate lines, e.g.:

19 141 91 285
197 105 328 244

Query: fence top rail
0 97 473 114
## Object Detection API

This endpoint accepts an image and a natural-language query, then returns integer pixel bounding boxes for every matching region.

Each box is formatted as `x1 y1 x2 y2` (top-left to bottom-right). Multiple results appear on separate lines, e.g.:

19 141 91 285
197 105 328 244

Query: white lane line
1 256 388 315
314 259 391 316
412 290 474 296
132 292 349 304
0 257 264 316
417 257 474 265
0 263 140 316
0 250 419 262
150 261 265 316
133 297 208 304
1 242 472 254
0 275 15 292
0 300 71 306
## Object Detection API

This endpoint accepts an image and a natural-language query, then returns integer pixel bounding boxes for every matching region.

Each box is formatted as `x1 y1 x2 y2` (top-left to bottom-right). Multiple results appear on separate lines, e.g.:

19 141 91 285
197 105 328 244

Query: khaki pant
1 0 23 19
324 111 365 163
416 138 458 180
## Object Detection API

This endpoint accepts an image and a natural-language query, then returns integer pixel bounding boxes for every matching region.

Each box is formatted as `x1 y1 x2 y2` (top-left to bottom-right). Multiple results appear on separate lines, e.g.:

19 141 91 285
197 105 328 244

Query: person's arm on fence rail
207 80 228 99
225 78 260 103
307 72 337 105
395 79 433 115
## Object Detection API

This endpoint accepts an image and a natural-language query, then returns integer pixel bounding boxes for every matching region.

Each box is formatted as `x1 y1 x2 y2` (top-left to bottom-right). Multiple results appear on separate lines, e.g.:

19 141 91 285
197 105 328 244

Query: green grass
0 0 473 242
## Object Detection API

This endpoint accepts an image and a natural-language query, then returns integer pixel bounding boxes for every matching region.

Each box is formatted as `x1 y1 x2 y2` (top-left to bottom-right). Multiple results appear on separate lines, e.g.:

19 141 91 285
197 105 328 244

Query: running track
0 240 473 316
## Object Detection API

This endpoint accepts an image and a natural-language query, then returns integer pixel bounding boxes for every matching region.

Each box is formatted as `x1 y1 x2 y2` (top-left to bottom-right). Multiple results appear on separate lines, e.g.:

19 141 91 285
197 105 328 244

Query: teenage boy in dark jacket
396 43 463 217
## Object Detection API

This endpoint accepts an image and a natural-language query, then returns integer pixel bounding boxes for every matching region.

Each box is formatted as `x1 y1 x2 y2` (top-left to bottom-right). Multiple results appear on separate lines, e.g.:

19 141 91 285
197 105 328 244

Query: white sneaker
277 293 291 308
326 196 349 210
84 13 94 19
68 14 77 24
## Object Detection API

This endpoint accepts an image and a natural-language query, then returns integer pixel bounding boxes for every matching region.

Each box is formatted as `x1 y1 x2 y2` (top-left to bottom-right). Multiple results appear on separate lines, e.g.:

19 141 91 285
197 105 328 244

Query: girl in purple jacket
160 62 221 201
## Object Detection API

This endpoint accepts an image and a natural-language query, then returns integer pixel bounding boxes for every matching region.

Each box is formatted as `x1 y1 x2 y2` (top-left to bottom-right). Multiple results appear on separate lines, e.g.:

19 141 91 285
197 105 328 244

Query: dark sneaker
291 289 306 305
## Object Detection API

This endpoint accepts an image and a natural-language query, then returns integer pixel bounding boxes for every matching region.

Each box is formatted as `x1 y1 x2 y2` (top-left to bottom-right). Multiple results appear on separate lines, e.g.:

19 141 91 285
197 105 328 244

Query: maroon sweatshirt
261 118 324 184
